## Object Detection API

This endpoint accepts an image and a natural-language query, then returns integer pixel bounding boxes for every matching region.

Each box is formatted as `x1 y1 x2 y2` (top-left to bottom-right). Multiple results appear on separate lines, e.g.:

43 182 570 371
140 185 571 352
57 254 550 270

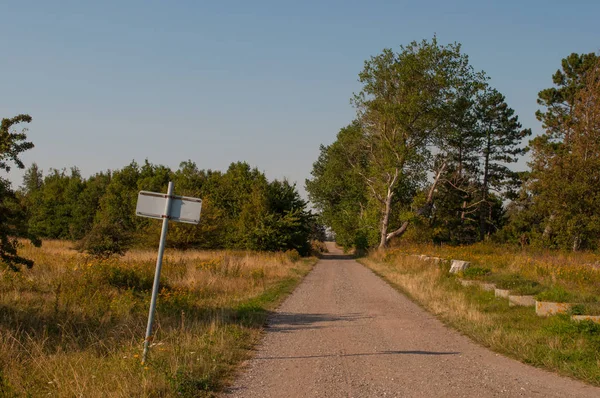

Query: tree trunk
380 162 446 248
542 214 555 240
379 191 393 249
572 236 581 252
480 132 491 241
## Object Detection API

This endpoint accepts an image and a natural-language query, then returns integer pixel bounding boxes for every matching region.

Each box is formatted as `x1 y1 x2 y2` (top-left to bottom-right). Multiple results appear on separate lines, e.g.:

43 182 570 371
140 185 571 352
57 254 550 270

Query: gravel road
224 243 600 397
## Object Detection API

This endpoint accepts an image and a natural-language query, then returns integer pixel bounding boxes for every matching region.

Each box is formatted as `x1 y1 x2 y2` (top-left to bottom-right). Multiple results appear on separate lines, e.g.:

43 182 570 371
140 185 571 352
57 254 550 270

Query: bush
77 222 132 258
460 266 491 280
285 249 301 263
105 265 154 291
510 283 546 296
491 273 543 295
310 240 328 256
536 286 580 303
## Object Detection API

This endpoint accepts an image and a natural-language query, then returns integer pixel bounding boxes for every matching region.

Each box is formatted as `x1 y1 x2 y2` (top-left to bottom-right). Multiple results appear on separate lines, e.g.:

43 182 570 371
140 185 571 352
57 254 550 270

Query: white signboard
136 191 202 224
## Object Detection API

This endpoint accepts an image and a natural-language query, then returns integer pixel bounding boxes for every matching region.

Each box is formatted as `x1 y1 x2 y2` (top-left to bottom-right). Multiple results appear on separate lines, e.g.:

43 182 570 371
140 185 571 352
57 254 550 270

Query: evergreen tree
475 88 531 239
524 54 600 250
0 115 39 271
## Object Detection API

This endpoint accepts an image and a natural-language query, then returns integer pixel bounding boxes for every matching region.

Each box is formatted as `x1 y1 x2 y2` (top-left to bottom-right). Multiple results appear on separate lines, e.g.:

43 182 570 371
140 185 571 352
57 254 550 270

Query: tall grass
0 240 314 397
362 248 600 385
384 242 600 298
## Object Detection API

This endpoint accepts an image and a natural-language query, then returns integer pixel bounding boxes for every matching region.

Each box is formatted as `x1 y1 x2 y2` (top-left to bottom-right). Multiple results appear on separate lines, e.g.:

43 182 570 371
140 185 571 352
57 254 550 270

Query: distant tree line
17 159 316 257
0 135 318 269
307 37 600 251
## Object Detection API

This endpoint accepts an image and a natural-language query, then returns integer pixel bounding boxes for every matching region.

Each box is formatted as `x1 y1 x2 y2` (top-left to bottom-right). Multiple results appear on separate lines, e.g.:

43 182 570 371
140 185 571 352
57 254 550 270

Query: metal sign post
136 182 202 364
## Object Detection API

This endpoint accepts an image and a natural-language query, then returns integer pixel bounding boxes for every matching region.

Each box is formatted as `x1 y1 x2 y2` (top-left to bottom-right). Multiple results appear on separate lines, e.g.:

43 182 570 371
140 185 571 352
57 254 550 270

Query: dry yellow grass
0 240 315 397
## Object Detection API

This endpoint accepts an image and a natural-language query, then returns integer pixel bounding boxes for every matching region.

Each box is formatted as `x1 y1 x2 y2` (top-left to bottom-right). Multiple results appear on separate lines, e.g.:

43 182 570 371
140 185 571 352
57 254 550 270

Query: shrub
491 273 544 295
536 286 579 303
285 249 301 263
510 283 546 296
105 265 154 291
570 303 600 316
78 222 132 258
461 266 491 279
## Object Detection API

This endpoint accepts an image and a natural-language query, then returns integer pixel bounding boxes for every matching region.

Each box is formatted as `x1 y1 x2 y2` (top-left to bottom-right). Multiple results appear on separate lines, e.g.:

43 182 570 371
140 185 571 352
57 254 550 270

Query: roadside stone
535 301 573 316
508 295 536 307
450 260 470 274
495 289 510 298
571 315 600 324
480 283 496 292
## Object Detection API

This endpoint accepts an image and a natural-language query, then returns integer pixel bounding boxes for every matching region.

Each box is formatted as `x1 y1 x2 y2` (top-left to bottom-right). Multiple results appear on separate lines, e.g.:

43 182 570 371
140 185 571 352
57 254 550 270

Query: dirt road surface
224 243 600 397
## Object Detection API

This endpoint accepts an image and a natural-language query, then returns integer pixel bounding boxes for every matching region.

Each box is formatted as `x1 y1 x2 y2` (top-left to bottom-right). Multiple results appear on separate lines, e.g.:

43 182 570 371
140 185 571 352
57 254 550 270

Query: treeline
307 37 600 251
16 159 316 258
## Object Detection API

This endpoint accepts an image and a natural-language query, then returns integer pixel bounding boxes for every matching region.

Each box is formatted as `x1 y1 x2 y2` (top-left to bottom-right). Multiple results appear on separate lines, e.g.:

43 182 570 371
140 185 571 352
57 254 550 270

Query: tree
306 122 374 250
475 88 531 240
27 167 84 239
525 54 600 250
536 52 598 142
0 114 39 270
351 37 481 248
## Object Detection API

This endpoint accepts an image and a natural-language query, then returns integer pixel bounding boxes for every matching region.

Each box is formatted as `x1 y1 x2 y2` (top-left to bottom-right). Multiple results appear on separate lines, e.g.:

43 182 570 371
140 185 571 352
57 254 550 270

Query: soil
223 243 600 397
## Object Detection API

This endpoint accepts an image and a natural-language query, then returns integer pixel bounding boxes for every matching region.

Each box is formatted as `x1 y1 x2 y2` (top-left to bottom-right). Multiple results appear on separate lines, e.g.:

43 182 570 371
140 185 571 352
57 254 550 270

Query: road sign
136 191 202 224
136 183 202 364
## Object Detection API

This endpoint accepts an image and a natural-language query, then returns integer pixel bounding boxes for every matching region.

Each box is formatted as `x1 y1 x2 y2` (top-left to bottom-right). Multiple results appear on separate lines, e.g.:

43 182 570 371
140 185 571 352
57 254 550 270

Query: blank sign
136 191 202 224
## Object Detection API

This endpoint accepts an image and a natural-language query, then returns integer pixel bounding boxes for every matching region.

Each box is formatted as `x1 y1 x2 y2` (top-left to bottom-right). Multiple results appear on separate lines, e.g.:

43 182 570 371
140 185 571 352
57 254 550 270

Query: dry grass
361 249 600 385
383 242 600 297
0 240 315 397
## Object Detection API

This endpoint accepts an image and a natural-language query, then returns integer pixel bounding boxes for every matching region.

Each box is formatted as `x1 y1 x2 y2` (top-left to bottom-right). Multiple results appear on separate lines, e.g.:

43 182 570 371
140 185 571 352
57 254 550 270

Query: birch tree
352 37 479 248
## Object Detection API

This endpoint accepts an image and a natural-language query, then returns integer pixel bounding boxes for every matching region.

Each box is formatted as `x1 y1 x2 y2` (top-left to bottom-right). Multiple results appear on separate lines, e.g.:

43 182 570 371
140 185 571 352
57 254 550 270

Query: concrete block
535 301 573 316
480 282 496 291
450 260 470 274
508 295 536 307
458 279 476 287
571 315 600 324
495 288 510 298
458 279 495 292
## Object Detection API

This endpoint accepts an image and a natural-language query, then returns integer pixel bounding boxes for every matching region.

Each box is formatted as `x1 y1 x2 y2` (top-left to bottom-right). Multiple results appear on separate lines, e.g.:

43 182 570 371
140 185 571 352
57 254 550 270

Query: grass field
361 243 600 385
0 240 315 397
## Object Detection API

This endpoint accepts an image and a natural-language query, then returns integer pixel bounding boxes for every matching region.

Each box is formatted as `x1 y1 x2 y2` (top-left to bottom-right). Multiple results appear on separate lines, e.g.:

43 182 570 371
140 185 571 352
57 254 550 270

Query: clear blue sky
2 0 599 199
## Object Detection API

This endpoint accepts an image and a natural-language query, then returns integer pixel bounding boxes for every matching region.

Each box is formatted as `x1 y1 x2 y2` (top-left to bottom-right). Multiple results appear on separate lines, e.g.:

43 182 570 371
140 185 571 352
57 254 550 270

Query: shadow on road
255 350 460 360
321 253 356 260
266 312 371 333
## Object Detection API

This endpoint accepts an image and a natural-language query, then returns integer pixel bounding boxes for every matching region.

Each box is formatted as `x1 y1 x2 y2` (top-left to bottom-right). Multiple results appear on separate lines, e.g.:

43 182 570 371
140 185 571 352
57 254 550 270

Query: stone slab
572 315 600 323
508 295 536 307
450 260 471 274
536 301 573 316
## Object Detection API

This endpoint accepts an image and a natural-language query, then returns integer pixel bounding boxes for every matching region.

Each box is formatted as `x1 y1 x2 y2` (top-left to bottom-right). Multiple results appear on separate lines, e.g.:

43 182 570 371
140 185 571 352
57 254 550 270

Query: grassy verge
360 251 600 385
0 240 316 397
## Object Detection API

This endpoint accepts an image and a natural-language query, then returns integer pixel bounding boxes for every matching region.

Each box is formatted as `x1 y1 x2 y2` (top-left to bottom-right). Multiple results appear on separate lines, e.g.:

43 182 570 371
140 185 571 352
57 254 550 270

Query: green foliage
307 37 529 249
570 303 600 316
507 53 600 251
306 122 372 250
460 266 491 279
19 158 313 255
0 114 39 271
536 286 578 303
77 221 133 257
490 273 542 294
